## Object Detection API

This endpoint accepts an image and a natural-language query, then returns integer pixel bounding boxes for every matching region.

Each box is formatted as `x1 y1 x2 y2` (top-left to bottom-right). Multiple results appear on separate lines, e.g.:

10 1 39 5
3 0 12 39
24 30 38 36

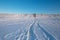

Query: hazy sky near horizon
0 0 60 14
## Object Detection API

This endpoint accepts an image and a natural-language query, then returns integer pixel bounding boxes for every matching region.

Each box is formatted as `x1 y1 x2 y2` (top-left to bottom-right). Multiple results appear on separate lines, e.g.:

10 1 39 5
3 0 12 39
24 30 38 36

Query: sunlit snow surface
0 14 60 40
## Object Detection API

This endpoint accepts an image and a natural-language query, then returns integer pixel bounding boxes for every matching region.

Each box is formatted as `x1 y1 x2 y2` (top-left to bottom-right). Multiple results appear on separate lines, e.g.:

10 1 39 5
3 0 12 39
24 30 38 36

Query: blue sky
0 0 60 14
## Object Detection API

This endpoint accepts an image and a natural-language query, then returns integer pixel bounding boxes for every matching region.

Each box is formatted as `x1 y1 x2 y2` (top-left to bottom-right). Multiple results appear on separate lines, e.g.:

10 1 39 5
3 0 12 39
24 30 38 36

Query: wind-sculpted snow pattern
0 14 60 40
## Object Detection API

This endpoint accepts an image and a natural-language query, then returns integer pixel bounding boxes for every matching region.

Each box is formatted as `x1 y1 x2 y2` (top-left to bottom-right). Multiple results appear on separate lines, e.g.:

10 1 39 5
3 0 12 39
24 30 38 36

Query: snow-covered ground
0 14 60 40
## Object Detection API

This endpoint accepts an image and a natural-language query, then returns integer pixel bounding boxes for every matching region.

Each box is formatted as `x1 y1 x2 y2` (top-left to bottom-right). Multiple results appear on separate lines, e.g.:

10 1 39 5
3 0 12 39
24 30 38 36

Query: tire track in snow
37 22 56 40
28 22 38 40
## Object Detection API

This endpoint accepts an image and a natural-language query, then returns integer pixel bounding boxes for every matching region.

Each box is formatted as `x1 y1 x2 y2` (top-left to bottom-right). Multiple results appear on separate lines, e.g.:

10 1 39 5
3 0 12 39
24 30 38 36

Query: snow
0 14 60 40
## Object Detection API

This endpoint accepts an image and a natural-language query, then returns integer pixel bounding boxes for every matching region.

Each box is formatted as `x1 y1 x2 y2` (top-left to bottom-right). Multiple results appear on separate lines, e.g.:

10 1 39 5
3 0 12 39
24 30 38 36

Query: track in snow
4 21 56 40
